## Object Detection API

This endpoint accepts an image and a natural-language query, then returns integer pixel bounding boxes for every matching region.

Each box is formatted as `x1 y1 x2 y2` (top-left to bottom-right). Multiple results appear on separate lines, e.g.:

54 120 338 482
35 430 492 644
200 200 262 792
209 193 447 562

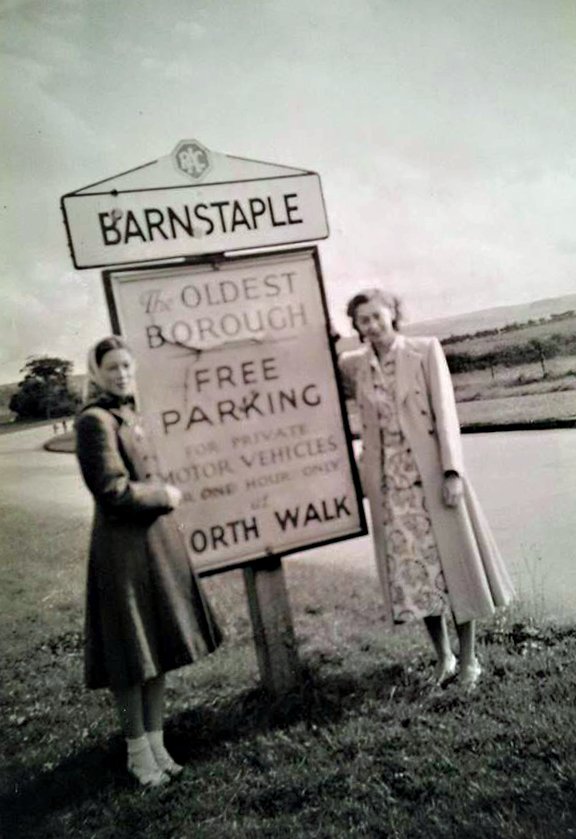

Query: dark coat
340 336 515 625
75 397 222 689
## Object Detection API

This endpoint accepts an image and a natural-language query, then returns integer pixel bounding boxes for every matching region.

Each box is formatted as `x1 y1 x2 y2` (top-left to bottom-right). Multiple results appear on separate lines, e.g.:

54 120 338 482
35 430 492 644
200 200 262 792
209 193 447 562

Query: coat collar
364 334 421 404
80 393 136 424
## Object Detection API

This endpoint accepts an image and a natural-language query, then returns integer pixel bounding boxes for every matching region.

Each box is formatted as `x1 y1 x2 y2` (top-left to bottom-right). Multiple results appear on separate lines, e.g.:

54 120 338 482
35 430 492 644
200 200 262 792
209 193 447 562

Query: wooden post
243 554 301 696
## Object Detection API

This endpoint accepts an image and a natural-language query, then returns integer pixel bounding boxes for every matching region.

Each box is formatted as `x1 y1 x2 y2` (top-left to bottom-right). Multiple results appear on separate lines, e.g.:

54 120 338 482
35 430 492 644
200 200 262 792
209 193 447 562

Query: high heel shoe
459 659 482 691
433 653 458 686
127 760 170 788
152 753 184 777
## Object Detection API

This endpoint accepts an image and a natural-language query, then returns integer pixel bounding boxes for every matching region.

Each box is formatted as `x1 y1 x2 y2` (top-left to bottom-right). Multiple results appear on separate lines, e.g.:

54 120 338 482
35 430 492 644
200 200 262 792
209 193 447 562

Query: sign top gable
61 139 329 268
71 139 313 195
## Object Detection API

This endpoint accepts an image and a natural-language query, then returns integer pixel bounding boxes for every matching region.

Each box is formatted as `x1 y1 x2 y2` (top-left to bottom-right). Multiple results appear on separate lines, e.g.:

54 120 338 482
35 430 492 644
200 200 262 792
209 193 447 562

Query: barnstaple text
98 193 303 246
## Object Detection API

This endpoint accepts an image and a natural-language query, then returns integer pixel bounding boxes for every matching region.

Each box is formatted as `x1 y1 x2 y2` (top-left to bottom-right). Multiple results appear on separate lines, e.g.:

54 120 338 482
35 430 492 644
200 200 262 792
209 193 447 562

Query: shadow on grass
1 656 432 837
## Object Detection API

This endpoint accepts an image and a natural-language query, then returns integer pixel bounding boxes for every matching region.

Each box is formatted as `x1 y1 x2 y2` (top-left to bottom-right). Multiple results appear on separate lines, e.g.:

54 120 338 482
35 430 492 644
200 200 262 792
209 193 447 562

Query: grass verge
2 552 576 839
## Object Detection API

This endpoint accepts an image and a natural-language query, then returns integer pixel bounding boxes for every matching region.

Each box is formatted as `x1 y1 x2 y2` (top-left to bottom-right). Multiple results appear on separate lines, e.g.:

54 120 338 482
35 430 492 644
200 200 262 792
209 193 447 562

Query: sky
1 0 576 383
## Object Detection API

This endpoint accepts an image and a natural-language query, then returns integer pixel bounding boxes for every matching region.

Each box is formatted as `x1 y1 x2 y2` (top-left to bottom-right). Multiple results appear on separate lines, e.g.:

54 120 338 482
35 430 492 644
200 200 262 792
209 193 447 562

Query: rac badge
172 139 212 182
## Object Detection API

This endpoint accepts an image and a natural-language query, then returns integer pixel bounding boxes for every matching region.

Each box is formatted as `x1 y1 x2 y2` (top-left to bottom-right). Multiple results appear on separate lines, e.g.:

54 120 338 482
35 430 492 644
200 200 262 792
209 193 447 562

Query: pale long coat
340 335 514 625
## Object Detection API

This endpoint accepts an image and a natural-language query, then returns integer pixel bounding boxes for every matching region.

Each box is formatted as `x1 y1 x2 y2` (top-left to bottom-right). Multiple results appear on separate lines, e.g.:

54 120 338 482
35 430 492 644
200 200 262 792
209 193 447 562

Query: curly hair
345 288 405 336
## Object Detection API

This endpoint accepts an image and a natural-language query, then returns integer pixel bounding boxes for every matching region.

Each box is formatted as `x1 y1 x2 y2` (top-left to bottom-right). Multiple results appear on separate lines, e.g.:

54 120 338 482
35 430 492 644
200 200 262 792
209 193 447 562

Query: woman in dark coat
76 336 222 787
340 290 514 690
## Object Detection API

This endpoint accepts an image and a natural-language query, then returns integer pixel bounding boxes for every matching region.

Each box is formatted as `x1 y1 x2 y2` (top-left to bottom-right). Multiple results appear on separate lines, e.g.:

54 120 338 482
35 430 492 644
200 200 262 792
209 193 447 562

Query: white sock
126 735 163 782
127 734 151 758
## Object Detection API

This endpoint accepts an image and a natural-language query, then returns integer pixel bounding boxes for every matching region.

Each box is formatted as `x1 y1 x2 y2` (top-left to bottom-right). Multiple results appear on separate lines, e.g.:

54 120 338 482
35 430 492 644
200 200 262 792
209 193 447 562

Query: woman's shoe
153 754 184 777
433 653 457 686
127 760 170 788
459 659 482 691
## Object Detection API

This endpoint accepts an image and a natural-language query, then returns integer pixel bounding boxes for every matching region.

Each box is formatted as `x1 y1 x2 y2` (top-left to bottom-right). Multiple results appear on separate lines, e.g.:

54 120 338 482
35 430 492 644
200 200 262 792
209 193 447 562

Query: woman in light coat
76 336 222 786
339 289 514 689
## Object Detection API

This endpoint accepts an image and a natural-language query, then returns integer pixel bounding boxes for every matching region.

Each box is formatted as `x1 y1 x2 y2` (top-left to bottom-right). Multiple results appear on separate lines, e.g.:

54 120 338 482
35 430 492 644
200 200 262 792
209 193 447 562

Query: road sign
103 247 366 574
62 140 329 268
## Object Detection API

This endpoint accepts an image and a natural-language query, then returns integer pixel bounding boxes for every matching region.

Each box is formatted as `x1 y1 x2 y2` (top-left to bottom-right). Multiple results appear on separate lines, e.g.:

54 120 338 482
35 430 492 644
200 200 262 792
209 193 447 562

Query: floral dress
373 348 450 624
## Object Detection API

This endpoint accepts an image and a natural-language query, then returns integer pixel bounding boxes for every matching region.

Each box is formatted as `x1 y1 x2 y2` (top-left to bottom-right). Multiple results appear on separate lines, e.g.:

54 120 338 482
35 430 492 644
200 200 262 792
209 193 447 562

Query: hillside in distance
403 292 576 340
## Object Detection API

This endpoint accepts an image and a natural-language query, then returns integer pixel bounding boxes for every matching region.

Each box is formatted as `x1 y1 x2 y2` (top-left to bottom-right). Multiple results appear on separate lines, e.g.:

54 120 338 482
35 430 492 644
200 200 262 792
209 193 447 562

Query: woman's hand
442 474 463 507
164 484 183 509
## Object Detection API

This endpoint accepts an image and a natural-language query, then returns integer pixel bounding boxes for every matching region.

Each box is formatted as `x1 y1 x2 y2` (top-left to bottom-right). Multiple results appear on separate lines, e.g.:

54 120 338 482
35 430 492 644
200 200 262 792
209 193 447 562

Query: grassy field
2 501 576 839
452 359 576 427
443 314 576 427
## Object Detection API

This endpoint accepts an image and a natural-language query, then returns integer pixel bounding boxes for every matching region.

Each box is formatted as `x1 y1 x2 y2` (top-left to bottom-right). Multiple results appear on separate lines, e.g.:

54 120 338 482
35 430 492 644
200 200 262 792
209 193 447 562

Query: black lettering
197 316 218 341
161 410 181 434
220 281 239 304
168 205 194 238
217 400 240 422
263 274 281 296
211 200 230 232
302 384 321 406
244 309 264 333
287 302 308 327
181 284 201 308
144 208 169 240
98 212 121 245
267 195 287 226
262 357 279 381
124 210 146 242
240 360 256 384
190 530 207 553
193 203 214 234
248 197 266 228
146 324 165 349
274 506 299 530
171 321 193 344
243 517 259 539
186 406 214 429
284 193 303 224
303 503 322 526
230 200 252 231
194 368 211 392
211 525 227 549
267 306 286 330
241 392 264 419
278 389 298 410
220 313 241 336
334 495 351 518
216 365 235 388
283 271 296 294
242 277 259 299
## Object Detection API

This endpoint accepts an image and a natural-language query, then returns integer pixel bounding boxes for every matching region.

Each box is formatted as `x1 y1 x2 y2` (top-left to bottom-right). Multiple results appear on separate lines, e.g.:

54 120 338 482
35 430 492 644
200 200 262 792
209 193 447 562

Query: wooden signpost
61 140 367 695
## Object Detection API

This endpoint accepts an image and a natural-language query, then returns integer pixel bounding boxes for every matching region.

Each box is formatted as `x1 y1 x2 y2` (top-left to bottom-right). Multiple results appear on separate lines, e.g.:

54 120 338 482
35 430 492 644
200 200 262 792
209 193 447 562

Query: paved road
1 425 575 621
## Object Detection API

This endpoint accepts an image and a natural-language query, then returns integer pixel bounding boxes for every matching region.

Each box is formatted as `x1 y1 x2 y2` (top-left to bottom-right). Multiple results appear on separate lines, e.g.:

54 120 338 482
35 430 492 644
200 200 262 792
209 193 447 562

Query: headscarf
82 336 135 408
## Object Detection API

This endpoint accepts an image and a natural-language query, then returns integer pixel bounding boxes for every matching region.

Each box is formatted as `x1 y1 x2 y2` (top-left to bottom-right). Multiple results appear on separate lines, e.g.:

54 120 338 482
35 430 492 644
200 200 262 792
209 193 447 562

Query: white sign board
105 248 366 573
62 142 329 268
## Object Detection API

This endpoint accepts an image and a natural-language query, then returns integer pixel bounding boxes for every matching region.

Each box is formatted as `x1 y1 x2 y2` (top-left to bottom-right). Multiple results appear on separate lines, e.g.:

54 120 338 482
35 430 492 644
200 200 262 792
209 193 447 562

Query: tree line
442 309 576 346
9 357 81 420
444 333 576 376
